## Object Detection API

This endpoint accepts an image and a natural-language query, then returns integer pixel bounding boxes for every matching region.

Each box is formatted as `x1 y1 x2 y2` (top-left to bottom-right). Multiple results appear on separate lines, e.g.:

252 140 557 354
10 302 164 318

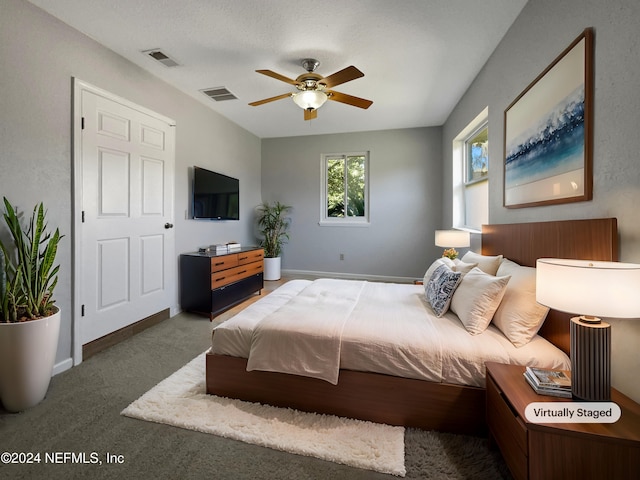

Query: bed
205 218 618 434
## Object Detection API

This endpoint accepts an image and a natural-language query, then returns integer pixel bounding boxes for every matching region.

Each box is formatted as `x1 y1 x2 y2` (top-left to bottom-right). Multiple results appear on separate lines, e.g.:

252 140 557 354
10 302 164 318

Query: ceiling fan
249 58 373 120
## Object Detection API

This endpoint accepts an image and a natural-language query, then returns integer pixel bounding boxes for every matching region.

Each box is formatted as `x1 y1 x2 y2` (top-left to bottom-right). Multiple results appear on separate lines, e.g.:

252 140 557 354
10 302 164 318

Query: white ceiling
28 0 527 138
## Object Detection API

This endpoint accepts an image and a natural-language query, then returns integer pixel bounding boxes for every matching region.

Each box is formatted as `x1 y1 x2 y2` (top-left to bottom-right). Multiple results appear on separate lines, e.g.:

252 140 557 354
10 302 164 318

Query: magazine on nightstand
524 366 572 398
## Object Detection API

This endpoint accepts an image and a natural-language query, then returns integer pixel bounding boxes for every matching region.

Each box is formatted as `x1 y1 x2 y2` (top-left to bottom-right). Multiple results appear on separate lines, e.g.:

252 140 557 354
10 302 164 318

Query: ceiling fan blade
304 109 318 121
256 69 299 86
248 92 293 106
320 66 364 88
327 90 373 109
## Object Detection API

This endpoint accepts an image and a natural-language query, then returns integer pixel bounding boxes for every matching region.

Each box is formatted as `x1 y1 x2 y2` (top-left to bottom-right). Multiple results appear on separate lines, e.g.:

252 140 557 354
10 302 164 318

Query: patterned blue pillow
426 264 463 317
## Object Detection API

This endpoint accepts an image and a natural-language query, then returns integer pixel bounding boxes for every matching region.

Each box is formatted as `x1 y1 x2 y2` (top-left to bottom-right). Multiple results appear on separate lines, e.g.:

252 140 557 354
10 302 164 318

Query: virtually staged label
524 402 621 423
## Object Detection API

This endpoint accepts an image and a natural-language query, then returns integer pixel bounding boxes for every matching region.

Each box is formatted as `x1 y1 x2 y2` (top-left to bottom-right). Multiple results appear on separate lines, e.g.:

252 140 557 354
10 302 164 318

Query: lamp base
570 316 611 401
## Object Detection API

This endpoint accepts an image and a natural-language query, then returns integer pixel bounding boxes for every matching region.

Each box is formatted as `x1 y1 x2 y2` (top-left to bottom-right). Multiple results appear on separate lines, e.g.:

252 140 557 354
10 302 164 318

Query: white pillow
492 258 550 347
461 251 503 276
452 258 478 275
450 267 511 335
423 258 477 285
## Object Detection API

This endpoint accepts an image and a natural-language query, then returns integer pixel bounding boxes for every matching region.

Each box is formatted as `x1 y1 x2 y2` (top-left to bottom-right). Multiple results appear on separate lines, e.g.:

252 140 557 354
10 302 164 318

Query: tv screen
192 166 239 220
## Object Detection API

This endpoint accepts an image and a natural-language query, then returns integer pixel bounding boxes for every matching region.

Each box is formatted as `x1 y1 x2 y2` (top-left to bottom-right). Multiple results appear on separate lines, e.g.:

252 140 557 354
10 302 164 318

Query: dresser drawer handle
239 256 248 261
214 261 225 267
214 276 226 282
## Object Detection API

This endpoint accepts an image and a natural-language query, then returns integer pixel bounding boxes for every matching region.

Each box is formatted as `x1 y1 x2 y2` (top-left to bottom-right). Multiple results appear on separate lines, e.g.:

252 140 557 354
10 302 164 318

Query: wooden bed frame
206 218 618 435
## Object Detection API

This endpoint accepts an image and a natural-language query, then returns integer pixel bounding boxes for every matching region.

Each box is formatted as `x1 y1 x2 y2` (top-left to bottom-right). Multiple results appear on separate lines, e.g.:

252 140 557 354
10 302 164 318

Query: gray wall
442 0 640 401
0 0 261 369
262 127 443 280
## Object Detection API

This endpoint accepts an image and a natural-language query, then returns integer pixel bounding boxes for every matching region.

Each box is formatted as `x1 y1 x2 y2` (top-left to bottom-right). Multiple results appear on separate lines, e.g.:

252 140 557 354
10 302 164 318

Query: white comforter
247 279 366 384
211 279 571 387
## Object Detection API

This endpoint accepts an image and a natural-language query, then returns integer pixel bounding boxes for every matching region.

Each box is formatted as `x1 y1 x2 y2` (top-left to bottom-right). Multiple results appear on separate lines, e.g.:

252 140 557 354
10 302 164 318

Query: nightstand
485 362 640 480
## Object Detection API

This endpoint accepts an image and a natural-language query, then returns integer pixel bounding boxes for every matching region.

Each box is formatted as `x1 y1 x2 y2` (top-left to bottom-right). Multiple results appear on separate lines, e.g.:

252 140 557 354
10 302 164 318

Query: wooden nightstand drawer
487 374 528 480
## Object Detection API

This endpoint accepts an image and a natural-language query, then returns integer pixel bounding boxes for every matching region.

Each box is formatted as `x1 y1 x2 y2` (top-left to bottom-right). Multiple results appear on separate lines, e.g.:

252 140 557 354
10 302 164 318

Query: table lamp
536 258 640 401
435 230 470 260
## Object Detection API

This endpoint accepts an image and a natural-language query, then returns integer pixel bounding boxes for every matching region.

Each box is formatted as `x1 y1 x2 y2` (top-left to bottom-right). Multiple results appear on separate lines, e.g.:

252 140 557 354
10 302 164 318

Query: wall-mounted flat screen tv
192 166 239 220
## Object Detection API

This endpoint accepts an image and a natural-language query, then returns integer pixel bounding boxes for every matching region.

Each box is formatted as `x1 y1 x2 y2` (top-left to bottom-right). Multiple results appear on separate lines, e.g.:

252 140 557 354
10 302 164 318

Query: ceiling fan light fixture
292 90 328 111
250 62 372 119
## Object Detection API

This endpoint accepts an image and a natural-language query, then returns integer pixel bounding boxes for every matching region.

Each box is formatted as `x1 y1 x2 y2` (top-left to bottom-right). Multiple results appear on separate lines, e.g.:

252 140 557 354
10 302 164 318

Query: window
452 108 488 231
320 152 369 225
465 125 488 184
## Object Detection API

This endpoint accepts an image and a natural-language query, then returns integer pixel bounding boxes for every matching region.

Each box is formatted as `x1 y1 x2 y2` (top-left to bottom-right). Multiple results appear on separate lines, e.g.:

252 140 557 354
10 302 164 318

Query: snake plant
0 198 62 322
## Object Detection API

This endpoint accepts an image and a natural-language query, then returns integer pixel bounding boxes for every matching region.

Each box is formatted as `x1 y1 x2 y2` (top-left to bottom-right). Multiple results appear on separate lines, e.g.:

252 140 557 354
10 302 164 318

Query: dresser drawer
210 273 263 315
487 374 528 480
181 248 264 319
210 254 238 272
238 249 264 266
211 261 263 289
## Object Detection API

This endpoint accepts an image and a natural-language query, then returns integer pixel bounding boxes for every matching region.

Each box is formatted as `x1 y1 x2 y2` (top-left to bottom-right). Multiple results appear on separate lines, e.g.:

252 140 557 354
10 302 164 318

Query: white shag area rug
121 352 406 476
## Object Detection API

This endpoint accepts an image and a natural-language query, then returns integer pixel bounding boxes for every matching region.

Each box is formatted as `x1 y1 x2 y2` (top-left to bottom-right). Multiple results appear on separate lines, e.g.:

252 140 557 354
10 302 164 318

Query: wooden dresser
180 247 264 319
486 362 640 480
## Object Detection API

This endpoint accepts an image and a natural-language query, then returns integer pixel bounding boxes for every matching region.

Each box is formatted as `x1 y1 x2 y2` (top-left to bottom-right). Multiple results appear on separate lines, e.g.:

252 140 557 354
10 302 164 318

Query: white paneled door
74 81 175 352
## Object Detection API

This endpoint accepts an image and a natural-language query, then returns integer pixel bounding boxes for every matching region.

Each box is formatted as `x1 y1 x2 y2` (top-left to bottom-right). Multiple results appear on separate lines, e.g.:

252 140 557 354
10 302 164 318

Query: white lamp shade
536 258 640 318
434 230 470 248
292 90 328 110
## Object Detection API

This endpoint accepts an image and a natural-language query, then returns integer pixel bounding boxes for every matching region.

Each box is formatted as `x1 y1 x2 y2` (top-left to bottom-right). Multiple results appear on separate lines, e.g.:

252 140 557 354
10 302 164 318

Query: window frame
319 151 370 227
452 107 489 232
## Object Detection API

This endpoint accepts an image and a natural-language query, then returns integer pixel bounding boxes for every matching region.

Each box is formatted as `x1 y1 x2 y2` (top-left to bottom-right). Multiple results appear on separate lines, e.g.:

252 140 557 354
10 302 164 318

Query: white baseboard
53 357 74 376
281 269 417 284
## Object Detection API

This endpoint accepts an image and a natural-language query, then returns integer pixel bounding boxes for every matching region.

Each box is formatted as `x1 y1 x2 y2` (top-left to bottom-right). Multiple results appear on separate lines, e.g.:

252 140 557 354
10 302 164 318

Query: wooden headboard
482 218 618 354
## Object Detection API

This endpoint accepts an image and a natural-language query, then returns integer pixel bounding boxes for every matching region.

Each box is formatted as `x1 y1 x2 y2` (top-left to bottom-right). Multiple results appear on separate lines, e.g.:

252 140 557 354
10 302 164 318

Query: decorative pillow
461 251 503 276
450 267 511 334
492 258 550 347
423 257 455 285
425 264 463 317
423 258 477 286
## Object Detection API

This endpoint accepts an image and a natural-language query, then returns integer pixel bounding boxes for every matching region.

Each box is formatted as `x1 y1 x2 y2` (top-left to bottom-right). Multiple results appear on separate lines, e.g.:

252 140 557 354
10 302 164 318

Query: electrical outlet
340 253 344 261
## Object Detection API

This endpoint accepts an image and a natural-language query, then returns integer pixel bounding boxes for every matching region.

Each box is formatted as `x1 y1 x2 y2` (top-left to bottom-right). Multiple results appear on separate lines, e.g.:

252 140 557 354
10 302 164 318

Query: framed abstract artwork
503 28 594 208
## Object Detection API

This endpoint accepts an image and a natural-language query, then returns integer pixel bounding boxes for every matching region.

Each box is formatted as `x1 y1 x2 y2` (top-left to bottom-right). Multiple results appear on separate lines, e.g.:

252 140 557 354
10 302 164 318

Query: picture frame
503 28 593 208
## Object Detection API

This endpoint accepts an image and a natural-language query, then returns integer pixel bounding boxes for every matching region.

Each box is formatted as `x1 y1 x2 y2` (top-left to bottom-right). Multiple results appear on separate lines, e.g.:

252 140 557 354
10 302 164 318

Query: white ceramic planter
0 307 61 412
263 257 282 281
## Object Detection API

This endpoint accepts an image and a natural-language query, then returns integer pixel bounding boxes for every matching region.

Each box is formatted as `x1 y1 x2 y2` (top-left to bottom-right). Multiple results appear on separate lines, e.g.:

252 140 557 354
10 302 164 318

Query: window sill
318 220 370 227
464 177 489 187
453 226 481 235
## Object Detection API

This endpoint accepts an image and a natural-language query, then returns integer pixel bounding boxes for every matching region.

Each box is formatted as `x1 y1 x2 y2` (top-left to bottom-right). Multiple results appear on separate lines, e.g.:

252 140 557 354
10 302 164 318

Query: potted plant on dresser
0 198 62 412
256 201 291 281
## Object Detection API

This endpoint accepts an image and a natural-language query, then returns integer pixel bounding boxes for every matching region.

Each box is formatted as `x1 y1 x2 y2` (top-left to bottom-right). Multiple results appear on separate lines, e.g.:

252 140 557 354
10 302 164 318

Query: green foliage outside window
326 155 366 218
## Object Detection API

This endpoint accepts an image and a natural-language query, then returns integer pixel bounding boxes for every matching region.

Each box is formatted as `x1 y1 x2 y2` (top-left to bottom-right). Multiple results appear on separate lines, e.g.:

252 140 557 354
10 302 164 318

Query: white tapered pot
0 307 61 412
263 257 282 281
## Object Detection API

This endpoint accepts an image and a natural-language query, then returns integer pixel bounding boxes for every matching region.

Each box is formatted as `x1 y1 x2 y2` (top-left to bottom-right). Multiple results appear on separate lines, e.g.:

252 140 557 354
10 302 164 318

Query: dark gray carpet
0 310 512 480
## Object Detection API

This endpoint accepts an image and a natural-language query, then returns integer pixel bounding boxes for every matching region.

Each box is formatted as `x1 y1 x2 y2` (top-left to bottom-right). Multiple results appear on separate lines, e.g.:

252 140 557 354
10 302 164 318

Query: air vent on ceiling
201 87 238 102
142 49 179 67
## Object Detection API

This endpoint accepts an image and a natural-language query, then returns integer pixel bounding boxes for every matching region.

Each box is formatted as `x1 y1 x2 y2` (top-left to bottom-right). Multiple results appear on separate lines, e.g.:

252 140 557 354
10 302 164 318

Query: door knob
164 223 174 229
